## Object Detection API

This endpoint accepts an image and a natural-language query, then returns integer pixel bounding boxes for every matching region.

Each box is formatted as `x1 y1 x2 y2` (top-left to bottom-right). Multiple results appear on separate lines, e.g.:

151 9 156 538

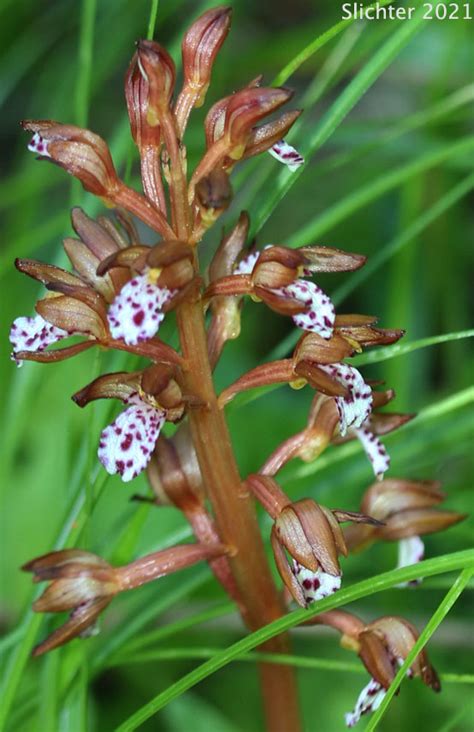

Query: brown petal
23 549 109 575
96 245 150 276
218 360 295 407
244 110 302 158
36 295 108 341
293 362 348 397
209 211 250 280
294 331 354 366
71 207 121 259
294 500 341 574
63 237 117 301
271 526 307 607
72 371 141 407
33 578 111 613
136 40 175 117
15 341 95 363
358 628 396 689
299 246 366 273
378 508 466 540
15 258 83 289
360 479 445 518
274 505 319 572
32 597 111 656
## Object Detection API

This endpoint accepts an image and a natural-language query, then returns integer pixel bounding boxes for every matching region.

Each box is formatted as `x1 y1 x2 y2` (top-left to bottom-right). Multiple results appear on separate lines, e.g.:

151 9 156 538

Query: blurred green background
0 0 473 730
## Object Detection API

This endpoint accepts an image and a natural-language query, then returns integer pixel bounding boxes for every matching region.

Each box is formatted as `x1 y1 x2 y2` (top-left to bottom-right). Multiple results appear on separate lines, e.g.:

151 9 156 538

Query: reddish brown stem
116 542 226 590
113 184 175 239
176 296 301 732
140 145 168 214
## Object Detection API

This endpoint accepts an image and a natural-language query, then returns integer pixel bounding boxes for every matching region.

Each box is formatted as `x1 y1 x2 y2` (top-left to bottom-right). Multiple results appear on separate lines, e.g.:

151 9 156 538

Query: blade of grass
110 647 474 686
272 0 401 86
365 567 474 730
111 601 236 660
147 0 159 40
351 329 474 367
113 548 474 731
288 136 474 246
251 3 428 237
315 83 474 176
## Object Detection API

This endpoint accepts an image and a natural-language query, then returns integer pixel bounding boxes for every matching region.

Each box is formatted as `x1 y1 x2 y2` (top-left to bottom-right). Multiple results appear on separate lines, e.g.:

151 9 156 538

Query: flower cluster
12 6 465 729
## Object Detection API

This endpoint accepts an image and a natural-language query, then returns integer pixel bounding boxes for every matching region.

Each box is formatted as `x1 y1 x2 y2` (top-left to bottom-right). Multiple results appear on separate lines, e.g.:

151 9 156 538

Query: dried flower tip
268 138 304 171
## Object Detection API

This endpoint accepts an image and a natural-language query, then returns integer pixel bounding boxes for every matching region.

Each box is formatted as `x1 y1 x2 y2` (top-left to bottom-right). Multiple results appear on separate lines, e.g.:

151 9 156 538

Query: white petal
345 678 386 727
27 132 51 157
355 427 390 479
319 363 372 436
234 251 260 275
9 315 69 366
107 273 175 346
292 561 341 605
396 536 424 588
98 396 165 482
268 139 304 172
273 279 335 338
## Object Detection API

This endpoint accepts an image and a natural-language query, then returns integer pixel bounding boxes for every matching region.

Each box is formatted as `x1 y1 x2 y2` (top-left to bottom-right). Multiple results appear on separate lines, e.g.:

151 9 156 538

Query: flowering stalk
12 6 467 731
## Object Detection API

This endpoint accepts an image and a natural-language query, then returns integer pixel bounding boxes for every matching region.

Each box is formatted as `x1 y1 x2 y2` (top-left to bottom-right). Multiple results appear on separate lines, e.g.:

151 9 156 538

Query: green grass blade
114 549 474 731
366 567 474 730
288 137 474 246
110 647 474 687
351 329 474 367
147 0 159 40
251 4 428 236
272 0 400 86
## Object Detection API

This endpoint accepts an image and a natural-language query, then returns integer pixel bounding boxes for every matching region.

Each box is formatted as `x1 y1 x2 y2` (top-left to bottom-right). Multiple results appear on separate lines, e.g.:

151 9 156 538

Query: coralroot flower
24 543 225 656
208 242 365 340
73 366 184 481
250 481 381 607
345 615 440 726
23 550 121 656
344 479 465 582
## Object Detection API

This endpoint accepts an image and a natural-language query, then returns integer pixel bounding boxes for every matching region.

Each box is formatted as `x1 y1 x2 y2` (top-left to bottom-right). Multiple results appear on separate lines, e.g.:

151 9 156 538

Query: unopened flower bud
195 168 232 225
125 51 161 148
181 6 232 107
136 40 175 123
